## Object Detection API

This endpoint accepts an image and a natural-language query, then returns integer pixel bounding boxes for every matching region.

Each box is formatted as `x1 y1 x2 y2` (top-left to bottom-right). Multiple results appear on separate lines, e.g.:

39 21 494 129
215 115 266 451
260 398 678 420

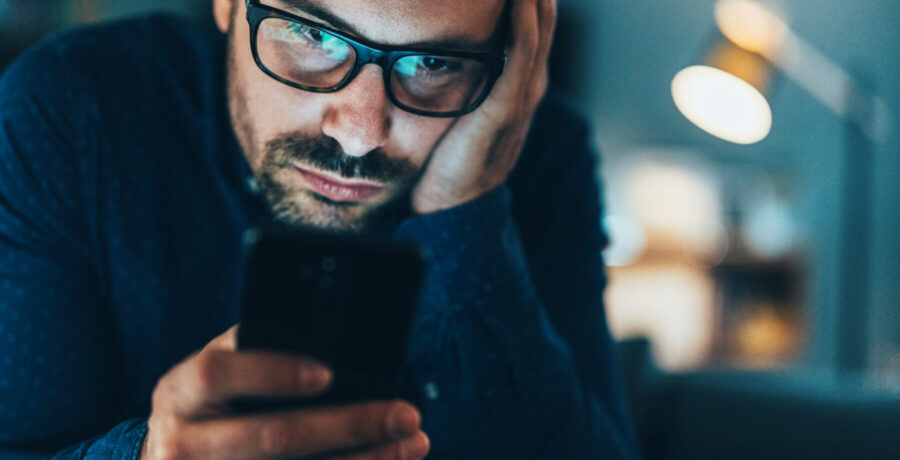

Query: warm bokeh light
714 0 788 56
628 162 727 262
603 215 648 267
671 65 773 144
733 304 800 367
606 263 715 370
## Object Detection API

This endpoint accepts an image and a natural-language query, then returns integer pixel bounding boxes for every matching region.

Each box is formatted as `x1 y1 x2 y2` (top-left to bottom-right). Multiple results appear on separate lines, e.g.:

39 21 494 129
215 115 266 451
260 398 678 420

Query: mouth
291 163 386 203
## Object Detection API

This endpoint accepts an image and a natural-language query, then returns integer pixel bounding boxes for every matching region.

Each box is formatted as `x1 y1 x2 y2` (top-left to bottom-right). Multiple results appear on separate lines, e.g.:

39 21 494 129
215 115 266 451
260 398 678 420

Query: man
0 0 637 458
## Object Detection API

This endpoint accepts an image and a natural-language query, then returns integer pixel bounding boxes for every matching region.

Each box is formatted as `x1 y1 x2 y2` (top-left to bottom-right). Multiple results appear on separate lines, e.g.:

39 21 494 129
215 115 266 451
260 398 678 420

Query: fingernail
402 431 430 459
304 366 332 388
390 405 420 436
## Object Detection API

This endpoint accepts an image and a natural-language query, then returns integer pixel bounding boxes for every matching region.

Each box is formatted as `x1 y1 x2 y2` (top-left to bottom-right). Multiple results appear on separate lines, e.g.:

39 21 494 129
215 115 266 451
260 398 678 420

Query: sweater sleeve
0 38 146 459
393 106 639 459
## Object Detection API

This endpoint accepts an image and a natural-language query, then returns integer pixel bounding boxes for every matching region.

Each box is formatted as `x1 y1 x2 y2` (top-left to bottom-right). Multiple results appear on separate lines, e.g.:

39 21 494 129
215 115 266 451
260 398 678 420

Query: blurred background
2 0 898 458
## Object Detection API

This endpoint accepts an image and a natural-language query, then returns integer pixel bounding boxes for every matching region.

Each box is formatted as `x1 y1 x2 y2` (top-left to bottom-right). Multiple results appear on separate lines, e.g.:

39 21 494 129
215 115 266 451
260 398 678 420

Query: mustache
265 133 419 184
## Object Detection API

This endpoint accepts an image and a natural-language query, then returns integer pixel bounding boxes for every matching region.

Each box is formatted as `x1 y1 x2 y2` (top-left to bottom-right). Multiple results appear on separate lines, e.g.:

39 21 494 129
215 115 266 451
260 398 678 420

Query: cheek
242 72 328 146
231 36 327 151
386 111 455 168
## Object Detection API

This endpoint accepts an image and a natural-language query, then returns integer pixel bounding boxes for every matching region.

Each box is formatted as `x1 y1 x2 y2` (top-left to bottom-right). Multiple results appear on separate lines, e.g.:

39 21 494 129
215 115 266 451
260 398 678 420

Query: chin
270 191 374 234
259 168 412 235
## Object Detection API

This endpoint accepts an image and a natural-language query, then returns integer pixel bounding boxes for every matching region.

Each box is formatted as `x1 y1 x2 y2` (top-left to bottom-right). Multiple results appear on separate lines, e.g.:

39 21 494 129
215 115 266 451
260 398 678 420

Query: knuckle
282 360 308 390
190 352 223 396
347 403 394 444
348 414 375 444
150 380 181 417
150 380 168 409
151 358 190 408
384 400 410 424
149 428 192 460
149 413 182 440
257 420 296 455
154 442 188 460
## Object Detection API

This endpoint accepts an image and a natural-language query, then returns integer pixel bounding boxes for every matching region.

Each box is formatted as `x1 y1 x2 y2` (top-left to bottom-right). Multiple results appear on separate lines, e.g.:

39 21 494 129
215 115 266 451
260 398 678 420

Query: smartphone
232 225 426 412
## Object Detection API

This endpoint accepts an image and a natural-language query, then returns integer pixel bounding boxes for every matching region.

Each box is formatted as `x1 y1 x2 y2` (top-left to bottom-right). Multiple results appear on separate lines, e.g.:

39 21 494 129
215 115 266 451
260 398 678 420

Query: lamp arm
761 31 890 142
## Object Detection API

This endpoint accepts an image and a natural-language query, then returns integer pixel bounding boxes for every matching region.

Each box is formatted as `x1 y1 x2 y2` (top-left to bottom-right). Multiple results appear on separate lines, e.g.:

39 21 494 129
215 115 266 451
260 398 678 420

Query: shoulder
1 13 221 116
8 13 217 71
0 13 221 237
0 12 220 156
0 12 227 182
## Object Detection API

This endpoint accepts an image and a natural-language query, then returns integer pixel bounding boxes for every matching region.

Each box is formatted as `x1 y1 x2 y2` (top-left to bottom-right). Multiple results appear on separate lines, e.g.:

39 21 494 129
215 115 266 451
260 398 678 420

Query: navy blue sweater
0 14 637 459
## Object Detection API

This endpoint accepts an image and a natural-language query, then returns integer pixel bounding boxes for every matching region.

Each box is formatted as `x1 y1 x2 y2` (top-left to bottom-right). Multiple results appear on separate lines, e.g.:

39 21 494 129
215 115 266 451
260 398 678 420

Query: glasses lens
257 18 356 88
390 55 491 114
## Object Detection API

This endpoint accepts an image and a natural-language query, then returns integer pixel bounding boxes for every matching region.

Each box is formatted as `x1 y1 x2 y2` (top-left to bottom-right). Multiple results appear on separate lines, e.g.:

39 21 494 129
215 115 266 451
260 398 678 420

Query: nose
321 65 391 157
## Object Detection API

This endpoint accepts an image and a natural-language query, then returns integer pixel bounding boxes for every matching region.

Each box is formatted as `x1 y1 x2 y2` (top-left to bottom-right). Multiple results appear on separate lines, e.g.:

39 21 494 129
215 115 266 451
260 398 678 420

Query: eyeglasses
245 0 506 117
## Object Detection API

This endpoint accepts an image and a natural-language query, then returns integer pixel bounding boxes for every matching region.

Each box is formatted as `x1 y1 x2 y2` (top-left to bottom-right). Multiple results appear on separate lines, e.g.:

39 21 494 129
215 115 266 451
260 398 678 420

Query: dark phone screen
234 227 426 411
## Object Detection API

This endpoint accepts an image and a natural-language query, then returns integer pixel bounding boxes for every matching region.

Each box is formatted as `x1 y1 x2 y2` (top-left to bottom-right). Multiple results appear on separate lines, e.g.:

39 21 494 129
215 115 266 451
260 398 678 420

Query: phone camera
321 257 337 272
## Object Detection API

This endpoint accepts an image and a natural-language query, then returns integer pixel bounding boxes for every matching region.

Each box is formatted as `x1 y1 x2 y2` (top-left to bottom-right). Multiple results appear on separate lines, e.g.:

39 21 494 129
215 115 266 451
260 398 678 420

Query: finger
196 400 422 459
504 0 541 80
479 0 541 121
205 324 240 352
535 0 557 62
514 0 555 108
162 349 332 417
328 431 431 460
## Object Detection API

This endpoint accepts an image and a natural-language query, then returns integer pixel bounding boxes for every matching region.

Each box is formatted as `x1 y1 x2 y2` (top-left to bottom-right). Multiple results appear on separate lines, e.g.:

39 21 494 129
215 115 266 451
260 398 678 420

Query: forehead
263 0 506 47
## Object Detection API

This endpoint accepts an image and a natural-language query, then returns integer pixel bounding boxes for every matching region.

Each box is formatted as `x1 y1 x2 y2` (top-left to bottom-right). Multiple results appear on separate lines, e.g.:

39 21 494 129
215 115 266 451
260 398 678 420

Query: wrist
394 185 526 308
412 180 504 216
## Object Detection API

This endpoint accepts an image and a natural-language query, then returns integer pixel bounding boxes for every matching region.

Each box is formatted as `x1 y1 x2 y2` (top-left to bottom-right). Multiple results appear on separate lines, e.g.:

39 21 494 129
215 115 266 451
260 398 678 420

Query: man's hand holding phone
141 325 430 460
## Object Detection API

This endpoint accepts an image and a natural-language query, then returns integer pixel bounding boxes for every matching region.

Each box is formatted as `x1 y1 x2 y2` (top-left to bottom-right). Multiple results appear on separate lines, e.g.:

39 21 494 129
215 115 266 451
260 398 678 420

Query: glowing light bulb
715 0 788 55
672 65 773 144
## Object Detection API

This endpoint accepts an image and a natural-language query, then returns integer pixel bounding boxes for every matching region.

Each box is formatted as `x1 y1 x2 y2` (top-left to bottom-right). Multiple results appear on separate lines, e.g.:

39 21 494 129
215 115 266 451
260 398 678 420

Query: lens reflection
257 18 356 88
391 55 490 113
256 17 493 114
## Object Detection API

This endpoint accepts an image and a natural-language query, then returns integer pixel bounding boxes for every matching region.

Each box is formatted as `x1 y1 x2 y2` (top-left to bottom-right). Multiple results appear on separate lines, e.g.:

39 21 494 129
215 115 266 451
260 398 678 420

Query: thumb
204 324 240 352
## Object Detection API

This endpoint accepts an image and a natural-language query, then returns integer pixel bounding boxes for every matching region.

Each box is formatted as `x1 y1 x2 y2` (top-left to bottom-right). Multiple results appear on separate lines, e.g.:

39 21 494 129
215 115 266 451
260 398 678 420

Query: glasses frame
245 0 507 118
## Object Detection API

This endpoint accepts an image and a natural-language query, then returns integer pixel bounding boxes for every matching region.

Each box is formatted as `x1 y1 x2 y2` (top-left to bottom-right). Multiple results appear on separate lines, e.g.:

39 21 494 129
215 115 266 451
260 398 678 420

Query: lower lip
293 167 384 203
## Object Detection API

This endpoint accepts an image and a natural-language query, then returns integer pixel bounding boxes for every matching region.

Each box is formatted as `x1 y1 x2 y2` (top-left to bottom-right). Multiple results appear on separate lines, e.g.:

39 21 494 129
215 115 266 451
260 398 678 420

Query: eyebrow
274 0 496 52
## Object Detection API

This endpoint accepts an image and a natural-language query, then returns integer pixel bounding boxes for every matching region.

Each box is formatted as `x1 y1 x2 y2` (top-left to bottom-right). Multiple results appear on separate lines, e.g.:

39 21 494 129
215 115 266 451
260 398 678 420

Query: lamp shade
672 38 774 145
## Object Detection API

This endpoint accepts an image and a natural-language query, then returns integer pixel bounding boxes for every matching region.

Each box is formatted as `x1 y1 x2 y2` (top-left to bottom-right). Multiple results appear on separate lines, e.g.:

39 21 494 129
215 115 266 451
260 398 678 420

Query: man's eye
395 56 461 78
421 57 450 72
281 23 351 60
288 23 327 44
419 57 464 74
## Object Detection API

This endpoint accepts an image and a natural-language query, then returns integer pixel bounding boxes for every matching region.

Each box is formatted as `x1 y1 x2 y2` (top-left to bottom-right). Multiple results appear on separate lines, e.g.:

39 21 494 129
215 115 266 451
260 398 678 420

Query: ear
214 0 235 34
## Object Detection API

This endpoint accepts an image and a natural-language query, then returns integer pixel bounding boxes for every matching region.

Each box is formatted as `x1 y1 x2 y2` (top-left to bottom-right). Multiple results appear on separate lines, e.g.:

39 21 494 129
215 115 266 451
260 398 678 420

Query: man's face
216 0 505 233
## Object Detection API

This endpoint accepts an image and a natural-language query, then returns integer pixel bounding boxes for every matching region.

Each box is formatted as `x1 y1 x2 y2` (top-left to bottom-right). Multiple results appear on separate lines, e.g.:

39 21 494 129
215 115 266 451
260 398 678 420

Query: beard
225 15 420 234
256 133 420 234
